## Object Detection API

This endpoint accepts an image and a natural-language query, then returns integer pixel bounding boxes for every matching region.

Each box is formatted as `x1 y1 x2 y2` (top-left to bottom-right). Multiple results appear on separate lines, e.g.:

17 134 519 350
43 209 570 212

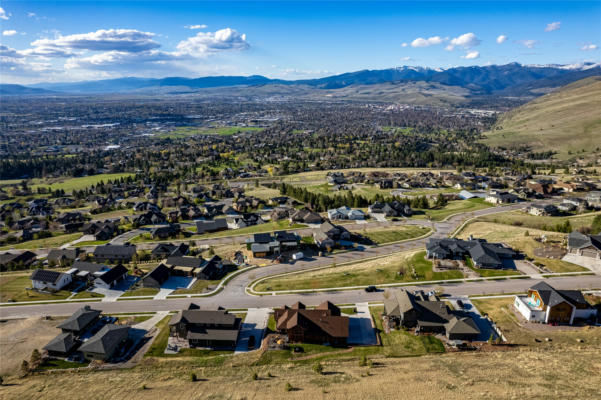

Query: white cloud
31 29 160 53
185 24 207 30
3 30 17 36
65 49 178 69
0 6 10 20
27 12 36 17
401 42 408 47
175 28 249 57
19 46 75 58
0 44 23 58
545 21 561 32
496 35 507 44
461 50 480 59
410 36 446 48
517 39 538 49
445 32 480 51
580 44 598 51
400 56 412 61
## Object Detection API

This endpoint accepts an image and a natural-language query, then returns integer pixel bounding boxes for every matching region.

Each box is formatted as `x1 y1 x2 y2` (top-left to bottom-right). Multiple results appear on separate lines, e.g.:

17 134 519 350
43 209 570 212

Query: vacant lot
157 125 263 138
254 250 463 291
29 173 134 193
456 222 588 273
0 232 82 251
476 210 601 232
361 225 431 244
415 198 491 221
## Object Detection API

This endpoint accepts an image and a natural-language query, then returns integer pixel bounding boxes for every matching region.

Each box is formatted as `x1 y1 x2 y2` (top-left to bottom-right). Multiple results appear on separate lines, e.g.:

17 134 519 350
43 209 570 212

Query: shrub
252 372 258 381
359 355 367 367
190 373 197 382
285 382 293 392
20 360 29 378
313 362 323 375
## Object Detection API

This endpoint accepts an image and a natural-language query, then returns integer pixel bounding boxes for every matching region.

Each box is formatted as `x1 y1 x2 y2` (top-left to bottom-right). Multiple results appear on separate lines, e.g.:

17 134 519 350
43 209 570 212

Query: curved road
3 200 591 319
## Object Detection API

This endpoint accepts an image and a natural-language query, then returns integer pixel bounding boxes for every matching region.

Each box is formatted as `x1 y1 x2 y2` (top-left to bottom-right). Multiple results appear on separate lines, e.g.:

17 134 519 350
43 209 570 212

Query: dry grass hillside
483 76 601 160
1 348 600 399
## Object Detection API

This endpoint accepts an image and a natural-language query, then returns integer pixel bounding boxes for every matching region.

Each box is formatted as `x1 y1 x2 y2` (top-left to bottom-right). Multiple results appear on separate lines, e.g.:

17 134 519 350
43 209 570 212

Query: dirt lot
0 316 65 376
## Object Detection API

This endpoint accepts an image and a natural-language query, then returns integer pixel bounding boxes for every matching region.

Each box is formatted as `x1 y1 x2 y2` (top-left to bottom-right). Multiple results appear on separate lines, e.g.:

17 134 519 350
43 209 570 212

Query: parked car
365 285 377 292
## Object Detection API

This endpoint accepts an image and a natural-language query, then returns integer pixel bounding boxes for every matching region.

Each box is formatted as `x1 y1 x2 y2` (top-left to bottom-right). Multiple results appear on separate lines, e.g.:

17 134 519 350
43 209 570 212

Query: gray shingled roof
78 324 129 355
169 309 236 326
30 269 64 284
43 332 77 353
57 306 101 332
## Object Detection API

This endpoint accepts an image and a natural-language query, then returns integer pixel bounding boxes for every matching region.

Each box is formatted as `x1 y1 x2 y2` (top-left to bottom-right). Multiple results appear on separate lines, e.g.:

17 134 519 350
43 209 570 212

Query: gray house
78 324 130 361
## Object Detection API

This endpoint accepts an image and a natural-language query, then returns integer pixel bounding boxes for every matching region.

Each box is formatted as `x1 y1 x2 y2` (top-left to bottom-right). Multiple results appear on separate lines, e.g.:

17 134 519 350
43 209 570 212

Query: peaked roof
43 332 77 353
169 309 236 326
30 269 64 284
568 231 601 250
143 263 171 284
72 260 107 273
530 281 588 308
97 264 128 284
166 256 205 269
78 324 130 355
445 316 481 335
57 306 101 332
93 244 137 257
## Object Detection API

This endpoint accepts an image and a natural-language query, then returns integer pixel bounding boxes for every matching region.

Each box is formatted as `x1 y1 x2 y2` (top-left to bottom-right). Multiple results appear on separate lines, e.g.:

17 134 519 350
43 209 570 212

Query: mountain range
2 63 600 101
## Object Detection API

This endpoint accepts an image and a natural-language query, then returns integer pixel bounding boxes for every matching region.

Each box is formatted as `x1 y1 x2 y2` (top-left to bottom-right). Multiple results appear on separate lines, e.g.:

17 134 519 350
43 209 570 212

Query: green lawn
120 287 159 297
71 290 105 299
254 250 464 292
74 240 109 247
416 198 491 221
0 275 71 302
30 173 134 193
0 232 83 251
361 226 431 244
170 278 219 295
464 256 522 277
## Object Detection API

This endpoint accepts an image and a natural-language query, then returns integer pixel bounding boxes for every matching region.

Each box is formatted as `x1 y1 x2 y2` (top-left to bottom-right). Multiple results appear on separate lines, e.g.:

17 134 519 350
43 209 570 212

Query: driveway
92 275 138 302
347 302 377 346
562 254 601 275
153 276 195 300
449 297 497 341
234 308 271 353
514 260 542 276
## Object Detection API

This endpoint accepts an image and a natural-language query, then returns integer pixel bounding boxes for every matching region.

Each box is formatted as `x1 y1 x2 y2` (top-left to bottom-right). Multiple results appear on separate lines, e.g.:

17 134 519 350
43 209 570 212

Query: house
313 221 351 249
384 290 480 341
0 250 37 269
514 282 597 324
526 180 554 196
82 221 118 241
528 203 559 216
150 242 189 259
273 301 349 346
93 244 137 263
149 224 181 240
367 201 412 217
43 332 78 357
426 237 517 269
195 219 228 234
70 261 110 282
47 248 84 265
30 269 72 291
165 256 205 276
57 305 102 335
289 208 323 224
78 324 130 361
567 231 601 260
485 190 518 205
327 206 365 220
94 264 128 289
140 263 171 288
169 306 241 348
586 191 601 208
245 231 300 257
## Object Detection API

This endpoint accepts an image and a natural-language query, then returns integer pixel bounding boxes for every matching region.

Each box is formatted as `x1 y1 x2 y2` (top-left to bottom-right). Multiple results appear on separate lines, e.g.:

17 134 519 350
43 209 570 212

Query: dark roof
530 281 589 308
30 269 64 284
315 300 341 316
97 264 128 285
277 308 349 339
166 256 205 269
274 230 299 242
568 231 601 251
186 328 240 342
93 244 137 258
57 306 101 332
384 290 416 317
169 309 237 326
195 219 228 231
78 324 130 355
445 317 481 335
47 249 81 261
143 263 171 284
72 261 107 273
43 332 78 353
253 233 273 243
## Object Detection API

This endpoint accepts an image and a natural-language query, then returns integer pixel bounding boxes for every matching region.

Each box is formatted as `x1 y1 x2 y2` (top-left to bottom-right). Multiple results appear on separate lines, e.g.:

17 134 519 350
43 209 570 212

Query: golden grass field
483 76 601 160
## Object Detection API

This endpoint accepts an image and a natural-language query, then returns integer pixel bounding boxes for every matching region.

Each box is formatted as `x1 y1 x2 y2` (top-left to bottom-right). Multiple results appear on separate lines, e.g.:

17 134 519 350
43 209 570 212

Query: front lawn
0 275 72 302
120 287 160 297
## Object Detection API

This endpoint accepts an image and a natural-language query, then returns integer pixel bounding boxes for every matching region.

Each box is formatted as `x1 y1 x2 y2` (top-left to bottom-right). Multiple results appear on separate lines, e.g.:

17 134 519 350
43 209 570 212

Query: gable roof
57 306 101 332
47 249 81 261
93 244 137 258
72 261 108 273
445 316 481 336
166 256 205 269
142 263 171 284
530 281 588 308
30 269 64 284
97 264 128 285
276 308 349 339
568 231 601 250
78 324 130 355
169 309 236 327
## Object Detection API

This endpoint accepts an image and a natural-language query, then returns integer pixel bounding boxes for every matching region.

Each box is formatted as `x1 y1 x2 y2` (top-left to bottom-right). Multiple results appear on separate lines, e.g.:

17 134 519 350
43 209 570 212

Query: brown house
273 301 349 346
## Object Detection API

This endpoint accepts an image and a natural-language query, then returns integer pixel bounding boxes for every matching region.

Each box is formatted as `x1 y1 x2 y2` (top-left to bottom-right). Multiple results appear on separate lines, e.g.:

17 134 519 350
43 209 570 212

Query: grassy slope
483 76 601 159
0 275 72 302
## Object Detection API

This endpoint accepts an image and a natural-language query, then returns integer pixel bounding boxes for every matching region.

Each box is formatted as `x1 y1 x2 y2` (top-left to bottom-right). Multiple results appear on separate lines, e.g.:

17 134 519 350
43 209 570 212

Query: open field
0 275 72 302
0 232 83 251
156 125 263 139
280 167 456 184
476 210 601 231
416 198 491 221
28 173 135 193
360 225 431 244
456 222 588 273
254 250 463 292
243 185 282 200
472 297 601 347
189 219 307 237
483 76 601 160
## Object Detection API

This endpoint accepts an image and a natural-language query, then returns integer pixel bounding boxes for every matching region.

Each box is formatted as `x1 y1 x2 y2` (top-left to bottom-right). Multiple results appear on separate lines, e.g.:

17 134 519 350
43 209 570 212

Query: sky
0 1 600 84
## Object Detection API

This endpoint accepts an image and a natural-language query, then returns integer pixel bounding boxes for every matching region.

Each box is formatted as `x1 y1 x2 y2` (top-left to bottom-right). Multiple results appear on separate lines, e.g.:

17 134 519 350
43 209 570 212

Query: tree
30 349 42 370
313 362 324 375
20 360 29 377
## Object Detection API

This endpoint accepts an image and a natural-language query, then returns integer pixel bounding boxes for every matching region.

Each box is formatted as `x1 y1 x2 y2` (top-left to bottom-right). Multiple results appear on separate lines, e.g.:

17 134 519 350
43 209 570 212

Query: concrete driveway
235 308 271 353
92 275 138 302
562 254 601 275
347 302 377 346
153 276 195 300
449 297 497 341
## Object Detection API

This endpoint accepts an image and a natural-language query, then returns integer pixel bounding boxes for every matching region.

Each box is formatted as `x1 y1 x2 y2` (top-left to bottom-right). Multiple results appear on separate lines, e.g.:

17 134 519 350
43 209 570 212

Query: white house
514 282 597 325
327 206 365 220
485 190 518 205
30 269 72 291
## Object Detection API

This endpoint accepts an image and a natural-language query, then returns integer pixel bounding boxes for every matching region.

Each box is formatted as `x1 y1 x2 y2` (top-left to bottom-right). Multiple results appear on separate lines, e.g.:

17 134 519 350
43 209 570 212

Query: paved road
3 201 573 319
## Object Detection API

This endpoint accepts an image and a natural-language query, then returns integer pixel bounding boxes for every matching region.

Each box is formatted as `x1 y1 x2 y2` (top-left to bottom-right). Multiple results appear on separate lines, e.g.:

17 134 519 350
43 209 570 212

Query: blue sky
0 1 600 84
